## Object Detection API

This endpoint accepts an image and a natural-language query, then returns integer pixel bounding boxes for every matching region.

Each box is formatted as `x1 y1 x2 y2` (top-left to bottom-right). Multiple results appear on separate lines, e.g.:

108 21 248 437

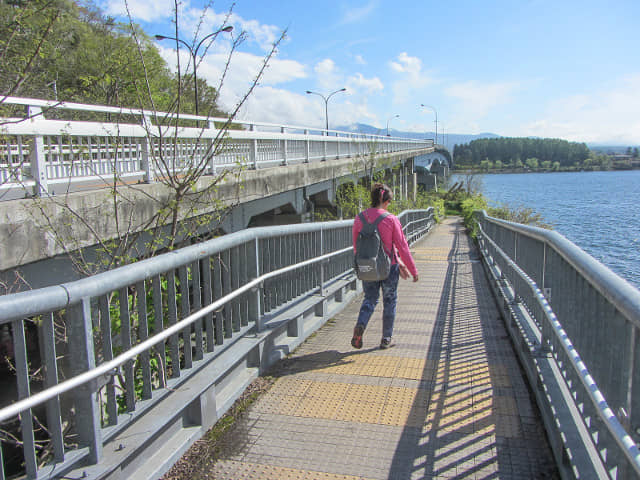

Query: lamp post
386 114 399 136
155 26 233 116
305 88 347 132
420 104 438 144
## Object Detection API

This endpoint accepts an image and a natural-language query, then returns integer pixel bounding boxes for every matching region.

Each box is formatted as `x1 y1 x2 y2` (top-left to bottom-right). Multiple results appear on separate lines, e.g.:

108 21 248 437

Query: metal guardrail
475 210 640 479
0 208 435 479
0 97 433 199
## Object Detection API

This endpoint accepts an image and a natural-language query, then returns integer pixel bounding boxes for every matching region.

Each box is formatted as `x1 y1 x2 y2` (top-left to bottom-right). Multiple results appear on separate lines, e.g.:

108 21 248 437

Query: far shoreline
453 166 640 175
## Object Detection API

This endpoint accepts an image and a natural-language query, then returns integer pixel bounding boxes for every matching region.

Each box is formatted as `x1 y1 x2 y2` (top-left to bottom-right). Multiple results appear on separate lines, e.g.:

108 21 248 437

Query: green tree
480 159 492 171
0 0 73 98
525 157 538 170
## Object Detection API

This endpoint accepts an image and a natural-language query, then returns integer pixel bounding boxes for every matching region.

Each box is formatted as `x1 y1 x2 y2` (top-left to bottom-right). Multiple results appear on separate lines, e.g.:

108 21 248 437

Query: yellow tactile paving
211 461 368 480
263 378 428 427
314 354 434 381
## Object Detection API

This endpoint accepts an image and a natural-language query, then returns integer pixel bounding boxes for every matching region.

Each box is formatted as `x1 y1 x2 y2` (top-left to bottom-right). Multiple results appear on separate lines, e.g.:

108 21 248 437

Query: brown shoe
351 325 364 349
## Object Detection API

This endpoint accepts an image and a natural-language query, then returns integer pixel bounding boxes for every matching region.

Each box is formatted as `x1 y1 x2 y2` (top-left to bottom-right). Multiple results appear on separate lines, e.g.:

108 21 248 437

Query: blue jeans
356 264 400 339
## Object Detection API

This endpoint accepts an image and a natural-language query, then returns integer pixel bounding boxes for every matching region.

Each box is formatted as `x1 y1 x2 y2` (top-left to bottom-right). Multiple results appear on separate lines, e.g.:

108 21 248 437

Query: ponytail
370 183 393 207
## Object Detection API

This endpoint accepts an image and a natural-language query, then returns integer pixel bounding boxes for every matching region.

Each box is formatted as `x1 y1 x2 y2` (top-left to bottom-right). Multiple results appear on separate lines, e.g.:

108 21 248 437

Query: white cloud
339 1 379 25
354 55 366 65
157 45 307 114
314 59 336 76
445 80 518 119
104 0 174 22
389 52 435 105
346 73 383 94
238 88 315 126
234 16 282 51
390 52 421 74
521 74 640 144
103 0 283 52
313 59 343 91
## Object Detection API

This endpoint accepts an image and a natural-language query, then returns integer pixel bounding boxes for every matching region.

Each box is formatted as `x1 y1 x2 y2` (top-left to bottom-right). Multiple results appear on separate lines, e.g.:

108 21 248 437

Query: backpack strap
372 212 389 226
358 212 370 225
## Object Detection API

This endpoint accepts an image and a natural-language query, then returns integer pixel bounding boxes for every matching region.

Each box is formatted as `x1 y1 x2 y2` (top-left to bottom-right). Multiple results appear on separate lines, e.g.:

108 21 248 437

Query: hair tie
379 188 384 203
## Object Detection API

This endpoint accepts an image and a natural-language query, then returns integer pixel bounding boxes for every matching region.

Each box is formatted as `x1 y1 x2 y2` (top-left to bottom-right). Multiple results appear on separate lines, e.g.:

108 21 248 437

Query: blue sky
101 0 640 145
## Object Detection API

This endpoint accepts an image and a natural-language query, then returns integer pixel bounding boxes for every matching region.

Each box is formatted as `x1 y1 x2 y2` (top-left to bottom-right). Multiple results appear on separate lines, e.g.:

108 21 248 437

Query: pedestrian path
206 217 558 479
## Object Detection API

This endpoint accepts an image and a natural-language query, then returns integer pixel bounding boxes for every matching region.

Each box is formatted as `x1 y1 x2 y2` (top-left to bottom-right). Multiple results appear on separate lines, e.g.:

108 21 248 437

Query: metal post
249 238 263 331
12 319 37 477
67 298 102 463
304 129 310 163
319 228 325 297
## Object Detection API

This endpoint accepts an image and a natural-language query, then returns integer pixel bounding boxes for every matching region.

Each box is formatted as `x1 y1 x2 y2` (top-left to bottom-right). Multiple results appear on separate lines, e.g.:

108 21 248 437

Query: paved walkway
206 217 558 479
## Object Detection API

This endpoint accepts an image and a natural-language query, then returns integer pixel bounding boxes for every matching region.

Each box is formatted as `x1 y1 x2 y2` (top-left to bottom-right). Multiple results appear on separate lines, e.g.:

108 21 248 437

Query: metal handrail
477 219 640 475
0 96 429 143
0 245 352 423
477 212 640 326
475 210 640 478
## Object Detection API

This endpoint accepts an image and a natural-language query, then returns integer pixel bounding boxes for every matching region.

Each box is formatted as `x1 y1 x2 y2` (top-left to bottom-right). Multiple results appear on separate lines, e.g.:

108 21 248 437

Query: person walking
351 183 419 349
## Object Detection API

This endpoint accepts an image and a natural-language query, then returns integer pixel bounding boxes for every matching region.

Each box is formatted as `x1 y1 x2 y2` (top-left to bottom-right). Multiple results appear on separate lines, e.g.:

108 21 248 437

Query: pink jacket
352 208 418 278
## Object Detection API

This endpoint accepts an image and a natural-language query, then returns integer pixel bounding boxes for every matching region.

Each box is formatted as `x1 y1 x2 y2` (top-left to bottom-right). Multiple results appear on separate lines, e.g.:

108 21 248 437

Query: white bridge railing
0 97 432 200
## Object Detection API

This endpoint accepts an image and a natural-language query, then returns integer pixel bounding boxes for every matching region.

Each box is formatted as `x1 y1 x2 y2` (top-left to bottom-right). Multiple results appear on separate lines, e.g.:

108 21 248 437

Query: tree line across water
453 137 640 172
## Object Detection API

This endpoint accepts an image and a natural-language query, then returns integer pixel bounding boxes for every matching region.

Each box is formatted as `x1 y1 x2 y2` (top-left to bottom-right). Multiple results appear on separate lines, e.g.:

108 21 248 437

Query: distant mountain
588 145 639 154
337 123 501 150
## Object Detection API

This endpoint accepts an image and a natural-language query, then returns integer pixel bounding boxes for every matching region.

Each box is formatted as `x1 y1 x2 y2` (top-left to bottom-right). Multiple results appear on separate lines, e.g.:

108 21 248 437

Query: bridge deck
173 218 558 479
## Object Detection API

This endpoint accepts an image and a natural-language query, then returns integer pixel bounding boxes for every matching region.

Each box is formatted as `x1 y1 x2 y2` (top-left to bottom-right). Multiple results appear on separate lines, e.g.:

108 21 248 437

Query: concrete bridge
0 98 437 290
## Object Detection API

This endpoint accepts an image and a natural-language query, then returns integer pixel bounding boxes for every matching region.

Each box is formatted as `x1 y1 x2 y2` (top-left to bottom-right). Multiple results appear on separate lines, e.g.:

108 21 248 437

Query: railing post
27 106 48 196
249 238 263 331
304 129 310 163
140 118 154 183
249 124 258 169
67 298 102 464
319 228 325 297
323 133 327 161
208 139 217 176
13 319 38 478
281 126 288 166
336 137 340 159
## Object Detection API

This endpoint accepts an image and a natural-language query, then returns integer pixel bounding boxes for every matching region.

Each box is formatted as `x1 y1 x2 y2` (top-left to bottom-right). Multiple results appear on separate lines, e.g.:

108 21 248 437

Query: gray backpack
354 212 391 281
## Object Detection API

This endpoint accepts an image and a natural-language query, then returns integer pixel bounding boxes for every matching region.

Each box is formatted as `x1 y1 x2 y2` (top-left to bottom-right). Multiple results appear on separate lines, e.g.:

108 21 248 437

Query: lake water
455 170 640 290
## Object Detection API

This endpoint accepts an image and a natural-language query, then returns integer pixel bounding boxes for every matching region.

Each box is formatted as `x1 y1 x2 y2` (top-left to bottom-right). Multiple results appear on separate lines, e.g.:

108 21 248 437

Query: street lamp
155 25 233 116
420 104 438 144
386 114 399 136
305 88 347 132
